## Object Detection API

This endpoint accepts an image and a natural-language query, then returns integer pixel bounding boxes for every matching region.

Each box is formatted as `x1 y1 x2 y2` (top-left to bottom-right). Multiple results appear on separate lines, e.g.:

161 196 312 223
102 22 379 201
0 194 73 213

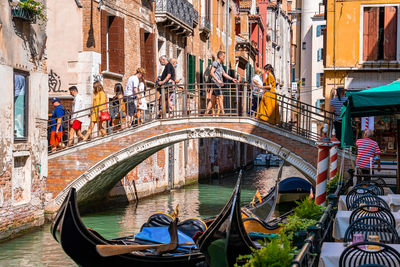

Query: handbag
100 111 111 121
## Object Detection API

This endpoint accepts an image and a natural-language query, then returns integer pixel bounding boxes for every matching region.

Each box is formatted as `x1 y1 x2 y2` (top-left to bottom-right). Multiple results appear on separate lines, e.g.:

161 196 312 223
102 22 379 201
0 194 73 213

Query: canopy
340 81 400 147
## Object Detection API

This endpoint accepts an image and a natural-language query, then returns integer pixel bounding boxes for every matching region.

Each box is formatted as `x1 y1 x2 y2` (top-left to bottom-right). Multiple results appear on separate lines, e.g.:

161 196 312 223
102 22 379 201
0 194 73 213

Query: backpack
56 106 70 131
203 63 213 84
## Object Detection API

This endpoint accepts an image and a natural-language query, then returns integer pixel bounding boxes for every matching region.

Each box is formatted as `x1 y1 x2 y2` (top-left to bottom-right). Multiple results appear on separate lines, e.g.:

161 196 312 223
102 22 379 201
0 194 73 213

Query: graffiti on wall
48 70 66 92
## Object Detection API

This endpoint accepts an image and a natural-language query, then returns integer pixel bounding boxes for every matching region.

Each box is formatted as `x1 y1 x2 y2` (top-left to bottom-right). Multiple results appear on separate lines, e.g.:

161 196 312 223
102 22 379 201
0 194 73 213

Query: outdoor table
338 194 400 211
318 242 400 267
332 210 400 240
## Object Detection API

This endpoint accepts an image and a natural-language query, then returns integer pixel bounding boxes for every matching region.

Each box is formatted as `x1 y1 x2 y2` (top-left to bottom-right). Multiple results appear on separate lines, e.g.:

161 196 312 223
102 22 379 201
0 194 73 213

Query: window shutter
101 11 107 71
146 33 156 81
108 16 119 73
140 28 146 74
199 59 204 83
316 73 320 87
363 7 379 61
187 54 195 90
317 49 322 61
316 25 321 37
384 6 397 60
117 16 125 74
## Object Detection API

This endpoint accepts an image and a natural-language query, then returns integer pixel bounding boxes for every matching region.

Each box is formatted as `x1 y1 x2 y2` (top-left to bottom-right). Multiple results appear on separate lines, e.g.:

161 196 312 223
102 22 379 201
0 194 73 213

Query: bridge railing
47 83 334 153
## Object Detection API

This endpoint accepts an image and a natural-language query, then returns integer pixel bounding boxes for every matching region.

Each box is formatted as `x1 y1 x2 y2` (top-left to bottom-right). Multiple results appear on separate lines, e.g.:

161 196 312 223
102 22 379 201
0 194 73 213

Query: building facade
0 0 48 239
324 0 400 103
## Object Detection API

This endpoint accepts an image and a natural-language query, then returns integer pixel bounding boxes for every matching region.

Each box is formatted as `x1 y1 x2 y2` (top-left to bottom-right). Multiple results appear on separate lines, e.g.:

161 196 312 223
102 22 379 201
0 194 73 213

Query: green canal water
0 166 304 266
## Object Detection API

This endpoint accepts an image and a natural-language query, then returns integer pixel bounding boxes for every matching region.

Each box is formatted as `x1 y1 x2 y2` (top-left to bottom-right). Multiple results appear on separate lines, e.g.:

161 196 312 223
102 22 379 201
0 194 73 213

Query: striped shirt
330 96 347 121
356 138 381 169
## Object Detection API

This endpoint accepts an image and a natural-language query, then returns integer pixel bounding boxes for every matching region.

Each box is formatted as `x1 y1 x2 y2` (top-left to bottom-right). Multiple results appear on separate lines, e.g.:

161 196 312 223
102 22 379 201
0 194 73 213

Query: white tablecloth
338 195 400 211
332 210 400 240
319 242 400 267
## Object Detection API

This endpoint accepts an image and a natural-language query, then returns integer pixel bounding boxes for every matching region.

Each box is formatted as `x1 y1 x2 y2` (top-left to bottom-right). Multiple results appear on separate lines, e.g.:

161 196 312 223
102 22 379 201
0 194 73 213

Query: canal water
0 165 305 266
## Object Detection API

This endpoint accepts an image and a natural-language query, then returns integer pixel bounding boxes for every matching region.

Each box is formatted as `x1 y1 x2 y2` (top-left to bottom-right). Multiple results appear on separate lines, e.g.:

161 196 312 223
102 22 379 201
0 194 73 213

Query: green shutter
199 59 204 84
187 54 196 91
208 59 212 66
246 63 250 82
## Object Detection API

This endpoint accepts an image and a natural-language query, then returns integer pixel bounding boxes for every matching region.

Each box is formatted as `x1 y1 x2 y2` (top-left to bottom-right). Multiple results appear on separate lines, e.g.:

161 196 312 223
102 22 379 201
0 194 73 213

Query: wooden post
397 118 400 194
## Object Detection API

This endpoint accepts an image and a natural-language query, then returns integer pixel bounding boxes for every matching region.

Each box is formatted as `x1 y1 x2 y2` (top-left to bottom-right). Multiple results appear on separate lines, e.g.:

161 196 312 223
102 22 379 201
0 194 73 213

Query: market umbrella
340 80 400 147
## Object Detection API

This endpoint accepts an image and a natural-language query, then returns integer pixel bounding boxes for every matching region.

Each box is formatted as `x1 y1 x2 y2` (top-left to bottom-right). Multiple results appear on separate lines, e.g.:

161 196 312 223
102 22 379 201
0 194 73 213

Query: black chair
358 264 388 267
346 188 377 210
349 205 396 226
354 182 384 195
349 195 390 211
339 242 400 267
344 216 399 244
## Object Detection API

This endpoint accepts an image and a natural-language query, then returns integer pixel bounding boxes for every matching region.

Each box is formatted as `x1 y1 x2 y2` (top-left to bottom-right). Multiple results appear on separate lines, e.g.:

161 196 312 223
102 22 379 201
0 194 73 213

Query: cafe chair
349 195 390 211
354 182 384 196
339 242 400 267
346 188 377 210
358 265 388 267
349 205 395 226
344 216 399 244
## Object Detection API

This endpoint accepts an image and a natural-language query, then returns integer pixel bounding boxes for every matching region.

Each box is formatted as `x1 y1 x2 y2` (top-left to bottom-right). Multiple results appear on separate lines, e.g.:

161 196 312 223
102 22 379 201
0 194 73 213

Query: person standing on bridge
125 68 145 127
257 64 280 124
251 68 265 115
83 81 107 140
209 51 238 116
49 97 65 152
67 86 85 146
157 56 175 117
330 87 347 142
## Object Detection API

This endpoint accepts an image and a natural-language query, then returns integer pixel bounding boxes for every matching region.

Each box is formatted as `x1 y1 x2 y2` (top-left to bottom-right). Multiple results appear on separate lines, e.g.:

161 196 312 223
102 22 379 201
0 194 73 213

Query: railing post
161 86 166 119
242 83 247 117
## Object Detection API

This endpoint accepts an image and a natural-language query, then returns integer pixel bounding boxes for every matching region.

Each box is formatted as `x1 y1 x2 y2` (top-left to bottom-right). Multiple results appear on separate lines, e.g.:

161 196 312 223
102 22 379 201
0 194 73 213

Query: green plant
236 234 294 267
327 173 343 194
279 215 316 241
17 0 47 22
293 197 325 221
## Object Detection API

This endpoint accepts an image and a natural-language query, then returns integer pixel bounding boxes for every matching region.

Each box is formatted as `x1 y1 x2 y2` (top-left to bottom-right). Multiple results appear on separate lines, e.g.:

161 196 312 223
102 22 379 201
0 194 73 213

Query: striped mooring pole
330 129 340 180
316 124 332 205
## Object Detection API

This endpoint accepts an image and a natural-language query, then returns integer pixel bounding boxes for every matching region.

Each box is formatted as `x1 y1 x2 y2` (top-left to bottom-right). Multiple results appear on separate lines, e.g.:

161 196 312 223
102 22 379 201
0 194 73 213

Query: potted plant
10 0 46 23
279 215 317 248
236 234 294 267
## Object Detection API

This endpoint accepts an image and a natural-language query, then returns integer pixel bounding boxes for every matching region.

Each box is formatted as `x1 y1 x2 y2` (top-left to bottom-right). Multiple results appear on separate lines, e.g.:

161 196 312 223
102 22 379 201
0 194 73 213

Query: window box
11 7 36 23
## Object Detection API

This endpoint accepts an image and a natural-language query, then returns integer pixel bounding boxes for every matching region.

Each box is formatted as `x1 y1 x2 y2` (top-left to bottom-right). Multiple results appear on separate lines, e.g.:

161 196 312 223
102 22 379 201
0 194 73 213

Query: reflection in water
0 166 304 266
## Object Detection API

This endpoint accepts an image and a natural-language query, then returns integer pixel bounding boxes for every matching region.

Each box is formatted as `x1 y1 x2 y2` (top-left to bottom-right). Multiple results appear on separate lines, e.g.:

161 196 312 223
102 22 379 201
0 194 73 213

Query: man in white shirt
125 68 145 127
67 86 85 146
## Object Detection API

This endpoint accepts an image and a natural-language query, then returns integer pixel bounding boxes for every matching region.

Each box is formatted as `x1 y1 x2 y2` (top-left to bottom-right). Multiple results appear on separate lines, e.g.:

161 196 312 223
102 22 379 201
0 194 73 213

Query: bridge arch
47 124 317 211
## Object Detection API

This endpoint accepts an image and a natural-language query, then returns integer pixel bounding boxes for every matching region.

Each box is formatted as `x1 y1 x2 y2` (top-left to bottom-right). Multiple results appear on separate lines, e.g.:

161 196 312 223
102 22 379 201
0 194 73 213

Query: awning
340 80 400 147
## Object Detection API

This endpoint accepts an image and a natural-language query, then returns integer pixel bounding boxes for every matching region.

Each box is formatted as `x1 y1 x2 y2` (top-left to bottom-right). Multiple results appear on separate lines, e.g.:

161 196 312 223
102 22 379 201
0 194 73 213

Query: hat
51 97 61 103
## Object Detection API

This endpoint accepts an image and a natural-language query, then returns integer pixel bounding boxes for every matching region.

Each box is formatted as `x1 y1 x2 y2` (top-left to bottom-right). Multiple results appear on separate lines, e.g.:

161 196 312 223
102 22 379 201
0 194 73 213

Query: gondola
277 176 314 204
50 188 206 267
197 170 258 266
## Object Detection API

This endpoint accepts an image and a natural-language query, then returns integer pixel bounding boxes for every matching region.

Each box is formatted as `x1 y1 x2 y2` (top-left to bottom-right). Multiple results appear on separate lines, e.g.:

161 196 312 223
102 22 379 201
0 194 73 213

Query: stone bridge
46 117 319 211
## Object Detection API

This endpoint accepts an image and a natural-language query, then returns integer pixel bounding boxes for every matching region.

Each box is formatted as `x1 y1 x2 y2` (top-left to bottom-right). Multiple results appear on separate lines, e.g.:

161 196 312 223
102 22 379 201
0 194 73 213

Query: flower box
11 7 36 23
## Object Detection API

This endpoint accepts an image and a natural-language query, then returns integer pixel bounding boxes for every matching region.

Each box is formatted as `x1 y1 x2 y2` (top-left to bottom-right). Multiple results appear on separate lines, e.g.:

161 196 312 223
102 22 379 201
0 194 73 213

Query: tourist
169 58 181 84
330 87 347 142
257 64 280 124
209 51 238 116
67 86 85 146
49 97 65 152
83 81 107 140
110 83 126 131
135 77 148 125
356 129 381 181
251 68 265 115
157 56 176 116
125 68 145 127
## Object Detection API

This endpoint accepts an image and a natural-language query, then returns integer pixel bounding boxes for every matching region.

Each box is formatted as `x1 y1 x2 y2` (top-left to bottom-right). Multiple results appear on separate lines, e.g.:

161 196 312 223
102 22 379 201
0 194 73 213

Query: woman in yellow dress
83 81 107 140
257 64 280 124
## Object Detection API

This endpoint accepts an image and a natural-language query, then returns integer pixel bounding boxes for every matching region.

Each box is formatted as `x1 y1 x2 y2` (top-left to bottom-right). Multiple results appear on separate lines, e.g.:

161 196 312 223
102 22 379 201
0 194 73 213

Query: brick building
0 0 48 239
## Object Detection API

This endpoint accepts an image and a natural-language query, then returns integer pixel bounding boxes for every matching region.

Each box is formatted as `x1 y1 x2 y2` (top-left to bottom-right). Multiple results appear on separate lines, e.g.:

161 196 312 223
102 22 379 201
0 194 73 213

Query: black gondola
50 188 206 267
197 170 257 266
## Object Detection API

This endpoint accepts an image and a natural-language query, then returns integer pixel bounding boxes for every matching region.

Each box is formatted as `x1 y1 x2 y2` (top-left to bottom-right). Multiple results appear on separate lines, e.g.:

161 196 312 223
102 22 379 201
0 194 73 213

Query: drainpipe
226 0 230 70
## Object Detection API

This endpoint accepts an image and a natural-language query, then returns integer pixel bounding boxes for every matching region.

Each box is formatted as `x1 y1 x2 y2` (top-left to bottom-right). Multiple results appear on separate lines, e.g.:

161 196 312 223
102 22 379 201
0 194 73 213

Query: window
316 25 326 37
317 48 323 61
363 6 398 61
302 42 306 50
187 54 196 90
140 29 156 81
14 71 28 140
316 73 324 87
315 99 325 113
101 11 125 74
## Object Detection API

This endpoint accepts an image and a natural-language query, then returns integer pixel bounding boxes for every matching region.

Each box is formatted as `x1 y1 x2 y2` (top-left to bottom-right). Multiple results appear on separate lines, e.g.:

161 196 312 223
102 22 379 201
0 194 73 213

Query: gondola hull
51 189 205 267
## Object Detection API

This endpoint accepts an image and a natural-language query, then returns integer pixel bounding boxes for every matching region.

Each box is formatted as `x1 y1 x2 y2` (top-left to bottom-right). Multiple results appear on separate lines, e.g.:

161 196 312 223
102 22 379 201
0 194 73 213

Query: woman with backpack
109 83 126 131
257 64 280 124
83 81 108 140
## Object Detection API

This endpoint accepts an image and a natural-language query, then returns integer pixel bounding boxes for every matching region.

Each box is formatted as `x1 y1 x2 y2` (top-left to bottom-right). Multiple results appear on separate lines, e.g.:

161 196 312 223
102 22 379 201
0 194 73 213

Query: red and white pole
330 129 340 180
316 124 332 205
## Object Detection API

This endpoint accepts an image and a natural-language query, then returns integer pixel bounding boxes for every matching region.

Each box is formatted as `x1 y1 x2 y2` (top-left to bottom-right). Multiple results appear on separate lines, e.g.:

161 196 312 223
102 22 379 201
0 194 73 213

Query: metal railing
200 16 211 31
47 83 334 153
291 172 352 267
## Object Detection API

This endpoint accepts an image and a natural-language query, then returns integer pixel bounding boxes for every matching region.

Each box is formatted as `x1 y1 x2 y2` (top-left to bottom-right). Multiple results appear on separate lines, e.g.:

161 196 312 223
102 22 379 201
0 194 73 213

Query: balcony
199 16 210 37
10 7 36 23
155 0 199 35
